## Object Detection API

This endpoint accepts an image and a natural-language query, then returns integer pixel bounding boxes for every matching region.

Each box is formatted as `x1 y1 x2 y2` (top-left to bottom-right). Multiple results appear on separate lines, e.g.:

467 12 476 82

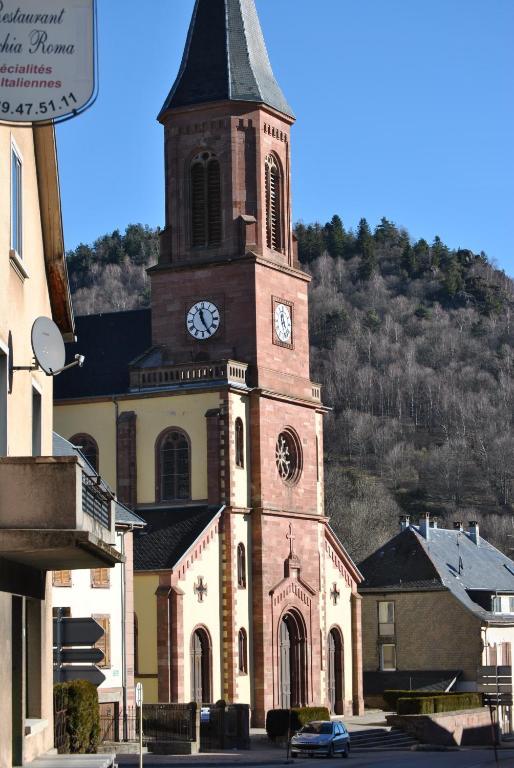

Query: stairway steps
349 728 418 751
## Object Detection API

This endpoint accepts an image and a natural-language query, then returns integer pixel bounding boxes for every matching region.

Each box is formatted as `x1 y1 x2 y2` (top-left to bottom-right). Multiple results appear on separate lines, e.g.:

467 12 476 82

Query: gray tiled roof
159 0 294 120
134 505 222 571
359 525 514 625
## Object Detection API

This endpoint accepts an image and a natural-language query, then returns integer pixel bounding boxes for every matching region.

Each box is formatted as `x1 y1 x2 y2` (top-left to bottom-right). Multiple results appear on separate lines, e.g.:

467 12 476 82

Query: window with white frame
11 144 22 256
0 348 7 455
380 643 396 671
378 601 395 635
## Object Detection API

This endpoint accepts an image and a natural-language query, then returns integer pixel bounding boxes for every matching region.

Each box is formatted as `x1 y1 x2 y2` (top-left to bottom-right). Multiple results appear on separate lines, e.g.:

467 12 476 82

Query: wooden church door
191 629 211 703
328 628 343 713
191 630 203 703
328 630 337 712
280 618 291 709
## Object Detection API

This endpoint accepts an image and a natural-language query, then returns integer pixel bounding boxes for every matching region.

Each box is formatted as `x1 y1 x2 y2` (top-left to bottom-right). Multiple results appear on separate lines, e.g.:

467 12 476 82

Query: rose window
276 429 302 484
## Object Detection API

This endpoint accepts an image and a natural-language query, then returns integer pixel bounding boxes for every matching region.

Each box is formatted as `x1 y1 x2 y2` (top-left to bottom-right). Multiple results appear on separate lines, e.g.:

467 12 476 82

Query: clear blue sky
57 0 514 274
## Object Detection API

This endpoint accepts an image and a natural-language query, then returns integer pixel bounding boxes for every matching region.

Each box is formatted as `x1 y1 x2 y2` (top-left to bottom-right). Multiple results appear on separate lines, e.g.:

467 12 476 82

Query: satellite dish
31 317 65 375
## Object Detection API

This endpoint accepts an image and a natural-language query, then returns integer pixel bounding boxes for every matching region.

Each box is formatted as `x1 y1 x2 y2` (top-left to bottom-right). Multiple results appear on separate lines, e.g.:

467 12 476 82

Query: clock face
186 300 220 340
274 303 292 344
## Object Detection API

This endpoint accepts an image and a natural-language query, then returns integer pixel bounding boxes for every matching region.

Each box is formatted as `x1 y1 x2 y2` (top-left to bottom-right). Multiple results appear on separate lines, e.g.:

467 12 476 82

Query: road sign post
135 682 143 768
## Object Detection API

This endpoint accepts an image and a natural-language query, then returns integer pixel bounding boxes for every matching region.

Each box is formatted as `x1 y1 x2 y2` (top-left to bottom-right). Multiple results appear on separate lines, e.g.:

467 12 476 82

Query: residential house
0 123 121 768
359 515 514 711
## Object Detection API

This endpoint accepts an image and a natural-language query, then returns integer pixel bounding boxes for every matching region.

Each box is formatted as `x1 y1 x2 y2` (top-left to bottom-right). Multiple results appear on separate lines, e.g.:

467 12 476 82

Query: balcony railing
82 474 111 529
130 359 248 391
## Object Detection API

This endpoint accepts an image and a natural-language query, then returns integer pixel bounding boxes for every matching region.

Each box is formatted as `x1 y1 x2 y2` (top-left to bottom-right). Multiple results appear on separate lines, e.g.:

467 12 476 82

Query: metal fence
53 688 69 753
98 704 197 745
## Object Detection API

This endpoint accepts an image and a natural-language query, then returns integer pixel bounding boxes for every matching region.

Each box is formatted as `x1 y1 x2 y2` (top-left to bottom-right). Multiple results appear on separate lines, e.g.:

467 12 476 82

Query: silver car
290 720 350 758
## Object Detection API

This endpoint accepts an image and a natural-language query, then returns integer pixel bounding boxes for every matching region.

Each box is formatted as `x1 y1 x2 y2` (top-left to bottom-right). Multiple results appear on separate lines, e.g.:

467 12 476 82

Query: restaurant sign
0 0 96 123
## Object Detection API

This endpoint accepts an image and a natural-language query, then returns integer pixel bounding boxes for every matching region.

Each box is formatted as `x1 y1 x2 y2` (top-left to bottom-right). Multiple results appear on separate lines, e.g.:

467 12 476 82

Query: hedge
397 693 483 716
266 707 331 741
54 681 100 753
384 690 465 710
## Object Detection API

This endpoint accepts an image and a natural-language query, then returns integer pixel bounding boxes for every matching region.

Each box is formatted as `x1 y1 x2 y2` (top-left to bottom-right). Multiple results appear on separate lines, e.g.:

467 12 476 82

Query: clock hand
198 309 209 331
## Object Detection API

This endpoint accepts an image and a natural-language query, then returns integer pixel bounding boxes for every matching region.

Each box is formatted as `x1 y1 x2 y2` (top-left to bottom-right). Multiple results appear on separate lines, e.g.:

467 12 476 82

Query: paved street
117 749 514 768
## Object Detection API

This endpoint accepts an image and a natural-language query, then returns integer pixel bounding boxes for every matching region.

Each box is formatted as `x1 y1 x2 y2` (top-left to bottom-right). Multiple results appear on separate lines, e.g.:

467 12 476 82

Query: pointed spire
159 0 294 120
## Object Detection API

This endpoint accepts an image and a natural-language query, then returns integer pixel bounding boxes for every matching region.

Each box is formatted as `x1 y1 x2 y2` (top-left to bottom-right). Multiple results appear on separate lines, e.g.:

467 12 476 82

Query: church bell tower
149 0 331 724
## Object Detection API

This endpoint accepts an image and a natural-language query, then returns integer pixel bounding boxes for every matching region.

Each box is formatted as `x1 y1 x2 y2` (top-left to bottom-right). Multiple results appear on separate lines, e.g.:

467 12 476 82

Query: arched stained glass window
191 152 222 247
157 429 191 501
70 433 99 472
265 153 283 252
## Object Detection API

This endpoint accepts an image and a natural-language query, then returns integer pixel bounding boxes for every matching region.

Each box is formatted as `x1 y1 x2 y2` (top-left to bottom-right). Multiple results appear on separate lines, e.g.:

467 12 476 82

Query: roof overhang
33 124 74 340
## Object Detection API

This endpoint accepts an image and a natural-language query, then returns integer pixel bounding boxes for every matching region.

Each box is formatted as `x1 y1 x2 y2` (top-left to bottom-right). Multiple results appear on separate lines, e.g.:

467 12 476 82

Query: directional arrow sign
53 617 104 646
53 647 104 665
56 665 106 687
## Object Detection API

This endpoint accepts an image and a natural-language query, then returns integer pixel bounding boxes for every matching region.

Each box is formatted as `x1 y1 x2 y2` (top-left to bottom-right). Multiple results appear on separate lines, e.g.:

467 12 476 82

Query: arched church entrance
279 611 308 708
327 627 344 714
190 627 212 703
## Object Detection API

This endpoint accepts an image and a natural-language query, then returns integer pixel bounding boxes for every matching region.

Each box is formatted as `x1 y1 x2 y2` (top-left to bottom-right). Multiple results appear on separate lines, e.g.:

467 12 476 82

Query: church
54 0 364 726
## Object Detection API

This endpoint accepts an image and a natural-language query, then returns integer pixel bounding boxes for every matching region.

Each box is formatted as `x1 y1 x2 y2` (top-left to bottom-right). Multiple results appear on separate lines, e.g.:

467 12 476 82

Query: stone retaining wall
387 707 498 746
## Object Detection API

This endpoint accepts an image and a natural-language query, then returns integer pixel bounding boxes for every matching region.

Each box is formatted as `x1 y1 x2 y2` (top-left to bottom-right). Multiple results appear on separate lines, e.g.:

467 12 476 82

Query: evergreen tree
401 243 417 276
326 215 346 259
374 217 399 245
357 218 377 281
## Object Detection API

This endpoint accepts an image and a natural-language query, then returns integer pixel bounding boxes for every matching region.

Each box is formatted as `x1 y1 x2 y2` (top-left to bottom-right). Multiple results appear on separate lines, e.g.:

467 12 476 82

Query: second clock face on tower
274 302 292 345
186 300 220 340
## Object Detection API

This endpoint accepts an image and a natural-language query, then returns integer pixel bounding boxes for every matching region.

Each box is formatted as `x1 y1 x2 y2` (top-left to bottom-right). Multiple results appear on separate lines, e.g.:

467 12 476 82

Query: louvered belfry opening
191 151 222 248
265 153 282 251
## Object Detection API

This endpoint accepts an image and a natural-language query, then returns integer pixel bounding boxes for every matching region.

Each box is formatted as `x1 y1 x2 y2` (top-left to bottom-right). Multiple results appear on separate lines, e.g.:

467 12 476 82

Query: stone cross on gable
286 523 296 557
330 583 340 606
194 576 208 603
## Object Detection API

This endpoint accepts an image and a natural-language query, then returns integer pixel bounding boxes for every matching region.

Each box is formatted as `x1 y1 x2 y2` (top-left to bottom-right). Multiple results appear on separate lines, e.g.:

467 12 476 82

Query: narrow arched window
238 628 248 674
157 428 190 501
70 433 99 472
265 153 282 252
237 542 246 589
191 152 221 247
235 418 244 468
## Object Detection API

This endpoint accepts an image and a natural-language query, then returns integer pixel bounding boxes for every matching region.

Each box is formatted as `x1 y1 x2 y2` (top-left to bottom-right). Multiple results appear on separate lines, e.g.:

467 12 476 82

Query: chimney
399 514 410 532
419 513 430 540
454 521 463 532
430 517 439 529
468 520 480 546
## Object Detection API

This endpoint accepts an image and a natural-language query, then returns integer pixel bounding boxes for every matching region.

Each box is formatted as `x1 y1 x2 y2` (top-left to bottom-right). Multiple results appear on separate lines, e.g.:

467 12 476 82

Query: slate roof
54 309 151 400
359 525 514 625
53 432 146 529
134 505 222 572
159 0 294 120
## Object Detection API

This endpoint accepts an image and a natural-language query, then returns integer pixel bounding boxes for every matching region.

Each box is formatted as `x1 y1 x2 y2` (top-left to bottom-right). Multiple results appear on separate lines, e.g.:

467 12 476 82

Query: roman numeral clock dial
186 300 220 340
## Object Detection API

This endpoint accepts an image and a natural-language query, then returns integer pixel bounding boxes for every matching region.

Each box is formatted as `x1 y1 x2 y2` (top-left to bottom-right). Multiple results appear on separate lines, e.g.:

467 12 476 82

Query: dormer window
191 152 221 248
265 153 283 252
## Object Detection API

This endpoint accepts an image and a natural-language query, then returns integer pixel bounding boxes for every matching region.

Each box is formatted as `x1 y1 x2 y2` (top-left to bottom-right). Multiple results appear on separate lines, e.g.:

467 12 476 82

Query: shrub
266 707 331 741
397 693 483 716
53 681 100 753
383 689 460 710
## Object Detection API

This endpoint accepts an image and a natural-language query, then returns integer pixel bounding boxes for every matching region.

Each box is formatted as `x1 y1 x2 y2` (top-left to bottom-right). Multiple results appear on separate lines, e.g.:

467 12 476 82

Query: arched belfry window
156 428 191 501
70 433 99 472
235 418 244 468
265 153 283 252
191 151 222 248
237 543 246 588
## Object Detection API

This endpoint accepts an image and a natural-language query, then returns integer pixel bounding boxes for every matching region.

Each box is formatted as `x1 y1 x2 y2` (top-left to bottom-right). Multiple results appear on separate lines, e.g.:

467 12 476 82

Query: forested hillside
66 218 514 560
